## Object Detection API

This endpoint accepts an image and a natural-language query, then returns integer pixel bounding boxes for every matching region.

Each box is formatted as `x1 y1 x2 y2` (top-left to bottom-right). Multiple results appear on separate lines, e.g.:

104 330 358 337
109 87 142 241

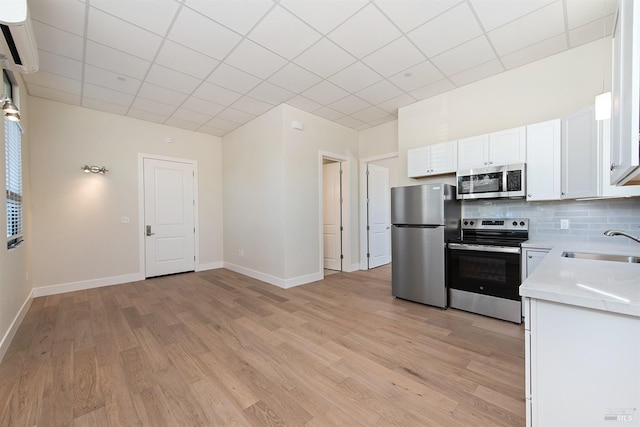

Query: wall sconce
82 165 108 174
1 95 20 122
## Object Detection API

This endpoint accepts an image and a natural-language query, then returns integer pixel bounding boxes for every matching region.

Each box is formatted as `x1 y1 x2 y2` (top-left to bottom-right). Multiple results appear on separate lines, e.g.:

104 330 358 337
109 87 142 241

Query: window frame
4 69 23 250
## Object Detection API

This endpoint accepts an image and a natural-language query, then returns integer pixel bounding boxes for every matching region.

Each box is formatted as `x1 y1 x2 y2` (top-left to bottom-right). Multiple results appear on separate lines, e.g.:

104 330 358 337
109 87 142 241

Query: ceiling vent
0 0 39 74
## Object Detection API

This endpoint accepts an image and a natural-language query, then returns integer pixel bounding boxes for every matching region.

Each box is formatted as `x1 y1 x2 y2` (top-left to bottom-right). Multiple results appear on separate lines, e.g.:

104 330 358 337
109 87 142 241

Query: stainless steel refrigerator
391 183 460 308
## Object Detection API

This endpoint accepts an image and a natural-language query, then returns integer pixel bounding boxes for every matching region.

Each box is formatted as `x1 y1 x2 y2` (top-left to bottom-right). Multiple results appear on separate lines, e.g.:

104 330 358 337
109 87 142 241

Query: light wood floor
0 265 525 426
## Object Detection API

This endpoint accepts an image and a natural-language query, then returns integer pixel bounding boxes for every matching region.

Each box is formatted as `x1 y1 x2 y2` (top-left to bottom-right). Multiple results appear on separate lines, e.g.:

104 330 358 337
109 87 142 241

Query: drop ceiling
20 0 616 136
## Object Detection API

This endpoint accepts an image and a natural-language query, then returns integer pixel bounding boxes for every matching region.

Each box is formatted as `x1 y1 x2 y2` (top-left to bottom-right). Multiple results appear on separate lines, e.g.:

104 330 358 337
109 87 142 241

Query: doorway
142 156 196 278
322 159 342 273
366 163 391 268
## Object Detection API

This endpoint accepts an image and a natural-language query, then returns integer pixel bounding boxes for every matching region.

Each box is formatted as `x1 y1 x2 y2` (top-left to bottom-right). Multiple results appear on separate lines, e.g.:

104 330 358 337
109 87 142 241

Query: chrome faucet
604 230 640 244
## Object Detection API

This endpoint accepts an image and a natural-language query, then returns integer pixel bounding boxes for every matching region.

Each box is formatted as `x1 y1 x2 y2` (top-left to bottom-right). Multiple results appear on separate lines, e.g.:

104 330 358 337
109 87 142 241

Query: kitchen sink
561 251 640 263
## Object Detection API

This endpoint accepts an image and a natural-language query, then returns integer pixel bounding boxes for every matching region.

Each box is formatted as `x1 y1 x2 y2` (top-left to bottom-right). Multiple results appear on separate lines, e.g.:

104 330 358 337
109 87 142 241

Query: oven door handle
448 243 521 254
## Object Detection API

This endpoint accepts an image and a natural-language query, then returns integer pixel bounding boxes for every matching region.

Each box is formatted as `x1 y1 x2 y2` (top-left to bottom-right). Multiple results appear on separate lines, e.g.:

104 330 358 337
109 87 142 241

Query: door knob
146 225 155 236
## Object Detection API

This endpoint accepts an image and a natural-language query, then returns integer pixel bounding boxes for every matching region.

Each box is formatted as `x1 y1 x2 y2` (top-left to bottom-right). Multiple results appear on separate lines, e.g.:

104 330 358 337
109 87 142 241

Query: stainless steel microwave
456 163 526 200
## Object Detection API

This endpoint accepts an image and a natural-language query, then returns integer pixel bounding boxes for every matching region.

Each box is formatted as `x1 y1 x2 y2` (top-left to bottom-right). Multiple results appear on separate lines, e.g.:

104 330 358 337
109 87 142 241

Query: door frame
318 151 352 277
359 152 397 270
137 153 200 278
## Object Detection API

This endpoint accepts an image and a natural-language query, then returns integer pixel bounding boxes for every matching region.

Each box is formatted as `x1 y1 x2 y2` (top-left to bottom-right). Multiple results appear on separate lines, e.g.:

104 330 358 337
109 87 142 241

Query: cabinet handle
610 163 618 171
527 194 532 197
489 161 493 164
484 162 488 165
528 255 533 259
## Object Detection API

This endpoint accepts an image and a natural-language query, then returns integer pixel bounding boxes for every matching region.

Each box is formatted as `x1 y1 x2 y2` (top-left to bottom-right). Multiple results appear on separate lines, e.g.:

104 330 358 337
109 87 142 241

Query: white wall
0 73 32 360
398 38 611 187
29 98 223 289
358 120 401 188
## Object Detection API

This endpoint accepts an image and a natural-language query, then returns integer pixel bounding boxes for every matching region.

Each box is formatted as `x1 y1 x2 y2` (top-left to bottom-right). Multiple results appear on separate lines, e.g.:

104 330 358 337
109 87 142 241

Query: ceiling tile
488 1 565 56
146 64 201 94
22 71 82 95
368 114 398 126
127 108 169 124
329 5 401 58
388 60 443 91
375 0 462 32
334 115 365 128
293 38 356 78
207 64 262 94
138 82 188 106
198 125 228 137
231 96 275 115
168 7 242 60
356 80 403 104
284 95 323 112
192 82 242 106
181 96 226 116
409 78 456 101
355 123 372 131
247 81 294 104
566 0 616 29
90 0 180 35
501 33 568 70
407 2 483 58
37 51 83 80
279 0 367 34
31 21 84 60
165 117 201 131
84 65 142 94
206 117 242 131
131 97 176 116
82 97 129 115
155 40 220 79
328 61 382 93
83 83 135 106
313 106 344 121
225 39 288 79
26 83 81 105
29 0 86 35
217 107 256 124
470 0 556 32
328 95 370 115
267 63 322 93
248 6 321 60
184 0 274 34
568 15 614 48
85 41 151 79
431 36 496 75
350 106 388 122
88 8 163 61
171 107 213 125
302 81 350 105
377 93 417 114
363 37 425 77
449 59 504 86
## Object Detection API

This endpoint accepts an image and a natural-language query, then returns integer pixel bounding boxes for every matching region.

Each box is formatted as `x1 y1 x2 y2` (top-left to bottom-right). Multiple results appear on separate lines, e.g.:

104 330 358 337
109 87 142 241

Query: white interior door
144 158 195 278
367 164 390 269
323 161 342 271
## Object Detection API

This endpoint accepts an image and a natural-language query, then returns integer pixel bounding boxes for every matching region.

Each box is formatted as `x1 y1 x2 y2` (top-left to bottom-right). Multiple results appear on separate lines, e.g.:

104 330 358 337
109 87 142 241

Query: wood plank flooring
0 265 525 426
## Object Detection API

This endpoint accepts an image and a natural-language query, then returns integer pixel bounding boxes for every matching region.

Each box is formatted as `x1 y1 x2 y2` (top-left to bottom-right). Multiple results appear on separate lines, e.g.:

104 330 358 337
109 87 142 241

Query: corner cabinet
407 140 457 178
526 120 561 201
458 126 526 170
561 106 598 199
610 0 640 185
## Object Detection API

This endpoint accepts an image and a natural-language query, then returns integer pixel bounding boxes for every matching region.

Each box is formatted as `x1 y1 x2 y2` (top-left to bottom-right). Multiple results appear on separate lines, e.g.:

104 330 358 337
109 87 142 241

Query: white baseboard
196 261 223 272
0 290 33 362
32 272 145 298
223 262 321 289
344 263 360 273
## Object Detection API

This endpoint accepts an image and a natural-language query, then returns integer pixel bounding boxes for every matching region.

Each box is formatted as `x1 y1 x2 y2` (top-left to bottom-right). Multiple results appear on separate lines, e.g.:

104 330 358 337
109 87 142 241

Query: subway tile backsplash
462 198 640 246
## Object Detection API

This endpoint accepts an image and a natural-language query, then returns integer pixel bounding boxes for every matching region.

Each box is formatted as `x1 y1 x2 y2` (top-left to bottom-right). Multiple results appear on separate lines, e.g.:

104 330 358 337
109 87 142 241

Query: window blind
5 117 22 248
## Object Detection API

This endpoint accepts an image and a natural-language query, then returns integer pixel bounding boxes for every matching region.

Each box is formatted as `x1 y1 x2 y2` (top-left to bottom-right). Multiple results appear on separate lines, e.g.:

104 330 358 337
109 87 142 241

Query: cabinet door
430 140 458 174
600 119 640 196
521 249 549 283
457 134 489 170
489 126 526 166
562 107 598 199
526 120 561 201
407 146 430 178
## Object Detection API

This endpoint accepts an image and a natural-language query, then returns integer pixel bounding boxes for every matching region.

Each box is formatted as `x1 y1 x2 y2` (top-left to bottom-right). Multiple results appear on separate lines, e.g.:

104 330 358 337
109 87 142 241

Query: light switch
121 216 130 224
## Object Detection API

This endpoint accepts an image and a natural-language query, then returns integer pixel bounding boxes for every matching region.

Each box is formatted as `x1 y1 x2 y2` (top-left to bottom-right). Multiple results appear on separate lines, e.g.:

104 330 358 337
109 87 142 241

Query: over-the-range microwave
456 163 526 200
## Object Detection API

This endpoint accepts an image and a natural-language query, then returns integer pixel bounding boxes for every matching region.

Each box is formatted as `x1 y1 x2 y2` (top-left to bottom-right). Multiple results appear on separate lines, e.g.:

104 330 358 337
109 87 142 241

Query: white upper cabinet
599 119 640 196
561 106 599 199
610 0 640 185
407 140 457 178
457 126 526 170
526 119 561 201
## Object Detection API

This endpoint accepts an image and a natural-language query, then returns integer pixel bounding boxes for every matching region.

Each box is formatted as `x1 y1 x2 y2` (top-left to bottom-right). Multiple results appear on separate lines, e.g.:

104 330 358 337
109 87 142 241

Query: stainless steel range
446 218 529 323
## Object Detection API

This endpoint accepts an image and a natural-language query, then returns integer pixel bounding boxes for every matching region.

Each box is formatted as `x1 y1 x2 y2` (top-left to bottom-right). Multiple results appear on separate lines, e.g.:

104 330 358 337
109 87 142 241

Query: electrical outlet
238 249 244 256
121 216 130 224
560 219 569 230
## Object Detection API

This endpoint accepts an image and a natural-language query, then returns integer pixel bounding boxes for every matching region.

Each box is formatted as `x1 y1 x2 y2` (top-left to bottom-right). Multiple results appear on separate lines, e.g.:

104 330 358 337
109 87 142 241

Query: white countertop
519 241 640 317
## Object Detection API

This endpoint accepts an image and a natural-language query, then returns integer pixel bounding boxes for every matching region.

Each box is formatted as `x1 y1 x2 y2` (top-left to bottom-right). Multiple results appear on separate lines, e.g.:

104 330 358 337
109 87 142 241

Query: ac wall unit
0 0 39 74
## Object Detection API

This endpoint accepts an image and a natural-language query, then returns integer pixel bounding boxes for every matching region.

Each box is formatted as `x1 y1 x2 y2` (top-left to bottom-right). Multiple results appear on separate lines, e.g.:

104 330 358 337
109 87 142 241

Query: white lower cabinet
525 298 640 426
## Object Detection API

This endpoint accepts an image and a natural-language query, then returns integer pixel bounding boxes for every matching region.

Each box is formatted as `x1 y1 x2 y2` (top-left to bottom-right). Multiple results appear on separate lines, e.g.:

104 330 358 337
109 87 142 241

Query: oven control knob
470 221 474 225
520 221 525 226
463 221 468 226
512 221 518 226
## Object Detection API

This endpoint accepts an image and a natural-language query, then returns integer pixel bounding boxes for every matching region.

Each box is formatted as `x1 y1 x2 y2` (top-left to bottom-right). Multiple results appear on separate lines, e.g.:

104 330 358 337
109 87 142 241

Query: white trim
223 262 322 289
196 261 223 272
0 290 33 362
361 152 399 163
138 153 199 279
31 272 144 298
344 263 360 273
